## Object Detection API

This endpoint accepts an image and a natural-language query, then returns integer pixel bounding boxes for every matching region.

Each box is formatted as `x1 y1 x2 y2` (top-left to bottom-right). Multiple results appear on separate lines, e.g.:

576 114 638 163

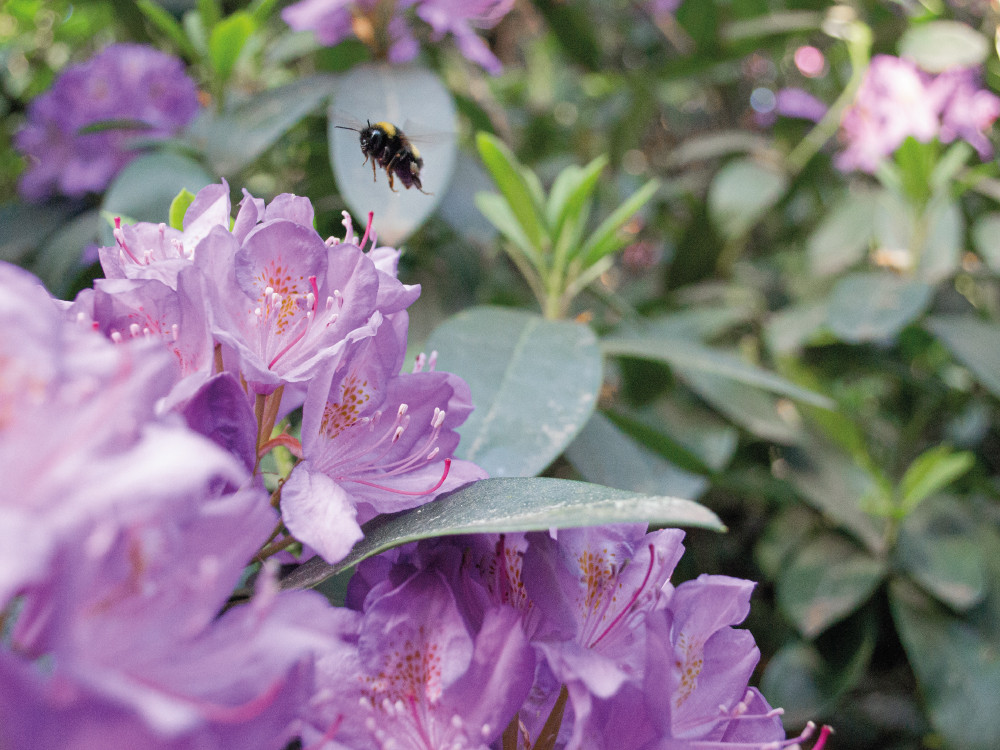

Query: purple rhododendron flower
0 262 345 750
282 0 512 72
298 569 535 749
283 314 486 563
837 54 1000 173
14 43 200 201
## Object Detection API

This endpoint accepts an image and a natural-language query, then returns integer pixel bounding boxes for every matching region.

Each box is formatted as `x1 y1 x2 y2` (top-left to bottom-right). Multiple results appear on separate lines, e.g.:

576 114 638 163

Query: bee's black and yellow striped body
336 120 428 193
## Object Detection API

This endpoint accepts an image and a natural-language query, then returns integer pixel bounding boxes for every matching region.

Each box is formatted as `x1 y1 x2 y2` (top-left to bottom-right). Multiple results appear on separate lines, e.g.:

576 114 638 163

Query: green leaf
760 611 877 728
475 132 547 250
474 192 542 265
31 211 101 298
196 0 221 30
898 446 974 516
546 155 607 240
777 533 887 637
896 498 986 611
425 307 602 477
208 11 255 83
890 534 1000 750
782 432 887 555
0 202 72 265
564 412 708 500
925 315 1000 398
197 75 338 175
601 337 834 409
681 372 803 444
279 477 725 590
807 189 876 277
100 152 215 246
899 20 990 73
707 158 788 240
579 178 660 266
971 212 1000 272
135 0 197 59
826 272 932 343
168 189 197 231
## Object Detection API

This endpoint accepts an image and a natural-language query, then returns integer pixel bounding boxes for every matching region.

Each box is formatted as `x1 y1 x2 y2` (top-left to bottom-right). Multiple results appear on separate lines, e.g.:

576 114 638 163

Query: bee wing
398 118 456 146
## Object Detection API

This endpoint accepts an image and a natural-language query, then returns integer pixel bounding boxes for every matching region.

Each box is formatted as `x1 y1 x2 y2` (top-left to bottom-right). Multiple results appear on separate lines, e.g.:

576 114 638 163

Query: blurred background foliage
3 1 1000 749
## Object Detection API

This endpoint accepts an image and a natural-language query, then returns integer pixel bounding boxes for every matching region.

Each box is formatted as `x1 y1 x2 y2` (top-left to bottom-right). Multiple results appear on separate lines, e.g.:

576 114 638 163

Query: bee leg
387 170 398 192
370 158 377 183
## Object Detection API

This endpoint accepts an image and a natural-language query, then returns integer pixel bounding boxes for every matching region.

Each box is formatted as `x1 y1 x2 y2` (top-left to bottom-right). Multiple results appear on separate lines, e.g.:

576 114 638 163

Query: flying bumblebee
335 120 429 194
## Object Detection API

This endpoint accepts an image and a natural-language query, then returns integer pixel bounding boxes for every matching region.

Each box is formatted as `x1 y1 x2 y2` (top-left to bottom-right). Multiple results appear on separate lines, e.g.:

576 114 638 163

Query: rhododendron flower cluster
0 182 829 748
298 526 832 749
282 0 514 73
14 43 201 201
837 54 1000 173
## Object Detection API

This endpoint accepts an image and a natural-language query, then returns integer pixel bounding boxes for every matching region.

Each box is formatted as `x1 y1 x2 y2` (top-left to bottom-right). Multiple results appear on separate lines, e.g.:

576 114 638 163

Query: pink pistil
267 275 320 369
590 543 656 647
343 458 451 496
359 210 375 251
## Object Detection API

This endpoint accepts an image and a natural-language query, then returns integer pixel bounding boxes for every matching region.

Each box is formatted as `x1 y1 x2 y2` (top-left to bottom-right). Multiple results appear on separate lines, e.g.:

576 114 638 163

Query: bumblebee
336 120 428 194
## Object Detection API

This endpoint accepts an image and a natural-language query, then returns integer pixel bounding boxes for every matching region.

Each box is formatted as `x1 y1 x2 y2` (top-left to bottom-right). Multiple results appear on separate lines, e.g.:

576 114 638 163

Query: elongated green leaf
925 315 1000 399
476 132 546 250
899 446 973 515
547 155 607 239
601 337 834 408
474 192 542 265
579 178 660 266
208 11 254 83
136 0 198 58
31 211 101 298
778 533 887 638
425 307 602 477
197 0 222 29
279 477 725 589
682 372 803 444
0 202 72 265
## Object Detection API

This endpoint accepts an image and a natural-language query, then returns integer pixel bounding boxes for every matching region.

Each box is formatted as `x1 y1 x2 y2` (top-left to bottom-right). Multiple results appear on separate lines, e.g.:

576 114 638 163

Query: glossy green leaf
890 545 1000 750
425 307 602 477
564 412 707 500
197 74 338 175
899 20 989 73
707 158 788 240
208 11 254 83
895 498 986 611
826 272 932 343
899 446 973 516
925 315 1000 398
777 533 887 637
168 189 197 231
476 132 546 250
601 337 834 408
279 477 725 590
100 152 215 245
